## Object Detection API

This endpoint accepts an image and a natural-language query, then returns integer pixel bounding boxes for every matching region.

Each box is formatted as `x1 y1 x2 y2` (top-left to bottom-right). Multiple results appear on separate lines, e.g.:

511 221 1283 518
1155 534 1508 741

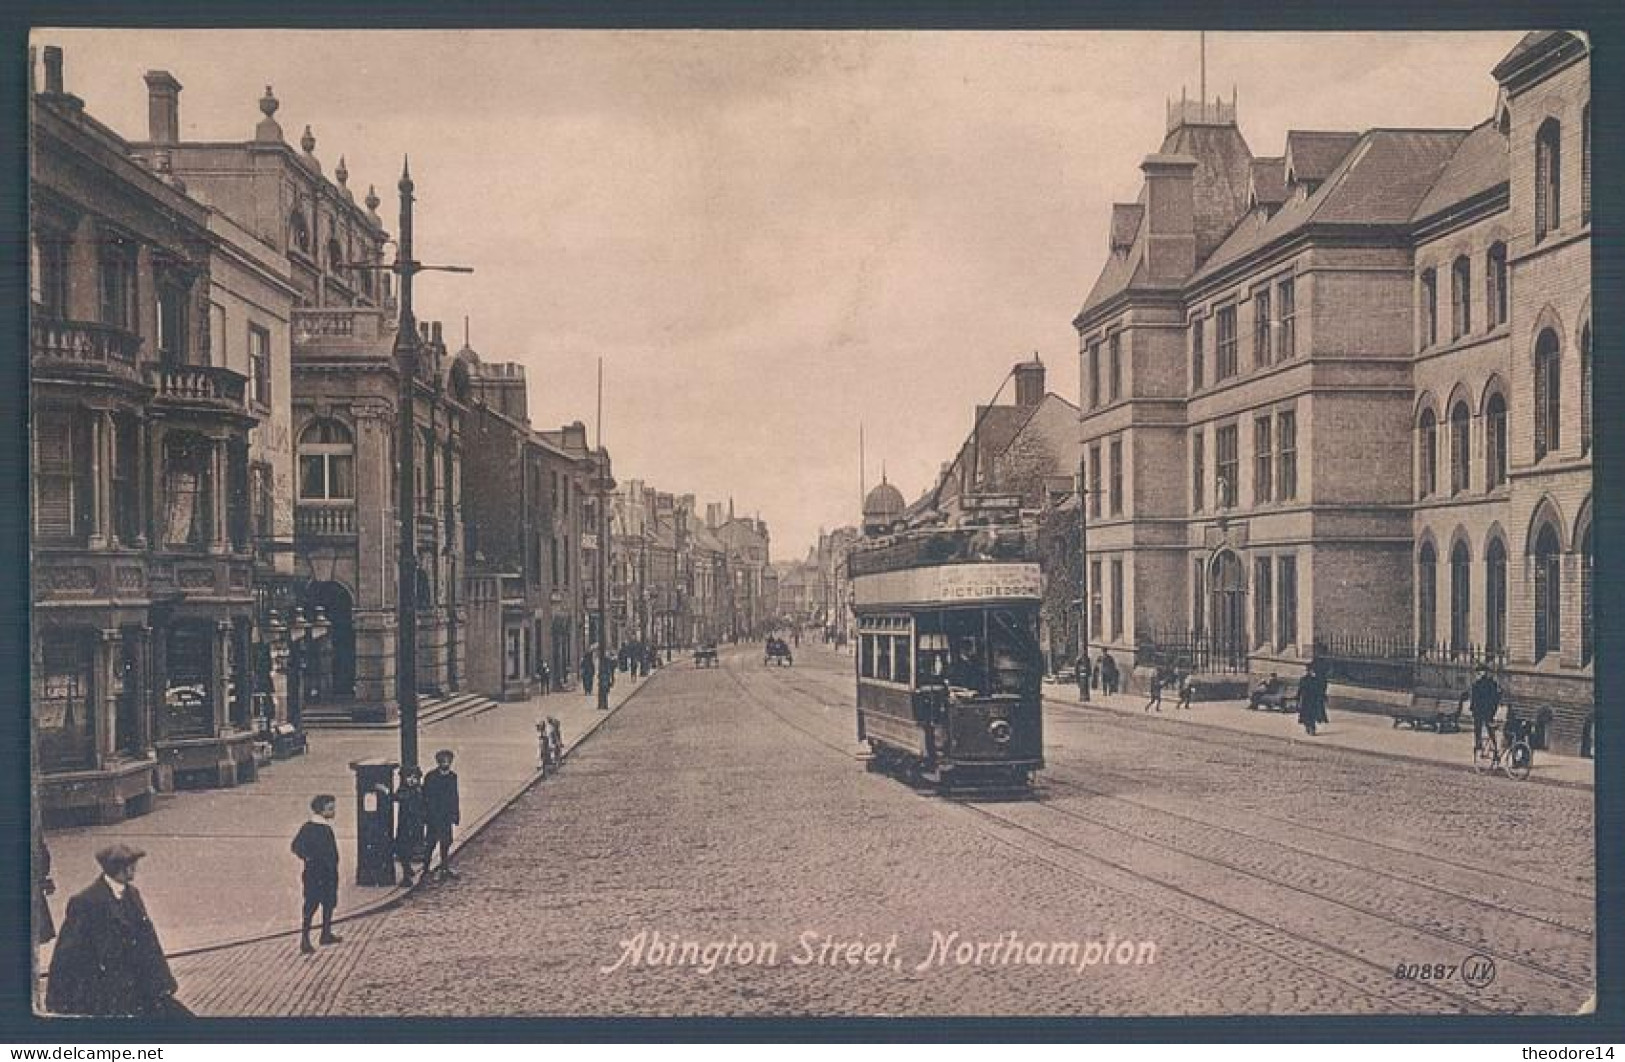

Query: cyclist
1466 663 1503 759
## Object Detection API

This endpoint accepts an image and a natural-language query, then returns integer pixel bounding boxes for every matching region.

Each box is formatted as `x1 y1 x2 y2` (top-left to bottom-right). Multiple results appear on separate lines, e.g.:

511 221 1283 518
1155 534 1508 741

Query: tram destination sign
852 562 1042 607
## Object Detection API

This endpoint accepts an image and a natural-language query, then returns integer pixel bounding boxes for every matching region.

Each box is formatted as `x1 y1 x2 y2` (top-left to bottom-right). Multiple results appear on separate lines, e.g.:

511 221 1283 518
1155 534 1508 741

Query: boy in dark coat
394 766 429 886
45 844 181 1016
423 750 461 880
292 794 342 953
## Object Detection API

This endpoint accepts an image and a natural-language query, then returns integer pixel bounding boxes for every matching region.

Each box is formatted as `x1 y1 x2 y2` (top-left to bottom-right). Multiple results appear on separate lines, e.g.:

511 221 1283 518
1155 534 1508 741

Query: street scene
25 27 1595 1022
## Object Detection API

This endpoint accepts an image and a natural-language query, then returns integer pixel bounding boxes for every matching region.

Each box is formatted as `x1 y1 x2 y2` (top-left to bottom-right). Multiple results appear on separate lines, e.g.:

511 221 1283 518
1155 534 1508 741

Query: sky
39 28 1527 560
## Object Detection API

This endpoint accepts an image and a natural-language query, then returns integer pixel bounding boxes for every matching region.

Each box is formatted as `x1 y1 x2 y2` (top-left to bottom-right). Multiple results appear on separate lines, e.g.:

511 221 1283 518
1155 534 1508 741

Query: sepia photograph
22 24 1597 1023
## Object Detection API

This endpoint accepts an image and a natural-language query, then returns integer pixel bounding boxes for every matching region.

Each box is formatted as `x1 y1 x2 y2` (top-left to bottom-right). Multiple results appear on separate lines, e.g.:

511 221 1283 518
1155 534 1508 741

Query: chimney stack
144 70 182 145
1139 153 1198 281
42 46 64 95
1014 357 1045 407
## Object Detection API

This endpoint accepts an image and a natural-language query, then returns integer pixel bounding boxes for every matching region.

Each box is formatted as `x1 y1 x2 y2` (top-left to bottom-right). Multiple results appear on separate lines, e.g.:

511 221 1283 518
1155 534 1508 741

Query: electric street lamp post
358 159 471 770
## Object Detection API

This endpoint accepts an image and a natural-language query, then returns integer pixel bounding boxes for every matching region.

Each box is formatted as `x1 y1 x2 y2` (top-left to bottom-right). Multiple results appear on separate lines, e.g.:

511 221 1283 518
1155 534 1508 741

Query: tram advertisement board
852 562 1041 607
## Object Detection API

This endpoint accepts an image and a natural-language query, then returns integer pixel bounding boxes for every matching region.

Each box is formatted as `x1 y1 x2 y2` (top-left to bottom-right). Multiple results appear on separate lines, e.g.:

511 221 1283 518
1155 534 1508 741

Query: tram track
732 650 1592 1014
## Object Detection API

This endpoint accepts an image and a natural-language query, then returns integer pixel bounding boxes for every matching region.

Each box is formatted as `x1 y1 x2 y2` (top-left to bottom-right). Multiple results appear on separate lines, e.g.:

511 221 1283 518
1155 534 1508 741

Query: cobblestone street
173 644 1594 1018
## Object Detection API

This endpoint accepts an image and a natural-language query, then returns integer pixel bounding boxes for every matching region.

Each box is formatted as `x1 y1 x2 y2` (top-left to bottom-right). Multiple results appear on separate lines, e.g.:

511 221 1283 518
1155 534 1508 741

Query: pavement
39 667 654 962
1041 679 1595 789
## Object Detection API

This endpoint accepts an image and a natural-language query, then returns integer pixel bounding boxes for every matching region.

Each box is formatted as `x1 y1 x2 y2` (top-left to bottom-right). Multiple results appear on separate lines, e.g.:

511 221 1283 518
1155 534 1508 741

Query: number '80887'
1393 963 1457 980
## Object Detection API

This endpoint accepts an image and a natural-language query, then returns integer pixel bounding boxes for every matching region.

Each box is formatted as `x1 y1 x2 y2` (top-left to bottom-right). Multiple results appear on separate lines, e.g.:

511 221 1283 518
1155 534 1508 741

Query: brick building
1073 32 1591 749
31 48 259 822
459 349 596 699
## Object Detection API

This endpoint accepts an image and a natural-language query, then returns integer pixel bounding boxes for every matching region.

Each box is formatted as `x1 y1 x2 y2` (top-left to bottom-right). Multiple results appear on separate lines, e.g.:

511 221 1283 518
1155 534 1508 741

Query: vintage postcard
25 27 1595 1021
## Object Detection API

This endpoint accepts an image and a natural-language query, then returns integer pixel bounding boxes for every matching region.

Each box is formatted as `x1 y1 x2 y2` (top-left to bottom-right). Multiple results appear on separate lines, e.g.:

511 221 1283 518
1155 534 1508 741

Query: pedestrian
1176 671 1195 710
45 844 186 1016
1297 662 1327 736
424 749 461 880
1100 650 1119 696
580 651 595 696
34 833 55 947
537 660 550 697
292 794 342 954
1144 667 1165 712
394 766 429 886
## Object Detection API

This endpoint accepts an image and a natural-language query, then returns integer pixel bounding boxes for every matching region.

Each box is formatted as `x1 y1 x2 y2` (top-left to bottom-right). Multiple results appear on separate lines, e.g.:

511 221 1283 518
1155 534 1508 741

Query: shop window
164 623 215 739
38 630 97 772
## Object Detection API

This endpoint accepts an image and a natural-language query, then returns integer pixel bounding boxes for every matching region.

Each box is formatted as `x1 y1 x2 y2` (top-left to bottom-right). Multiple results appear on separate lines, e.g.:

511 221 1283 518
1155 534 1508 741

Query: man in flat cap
45 844 183 1016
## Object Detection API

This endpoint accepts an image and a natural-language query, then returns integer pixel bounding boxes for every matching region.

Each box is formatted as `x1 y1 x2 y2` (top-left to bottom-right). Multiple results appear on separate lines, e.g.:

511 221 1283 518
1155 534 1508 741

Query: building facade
1072 32 1591 748
31 48 259 822
144 71 479 723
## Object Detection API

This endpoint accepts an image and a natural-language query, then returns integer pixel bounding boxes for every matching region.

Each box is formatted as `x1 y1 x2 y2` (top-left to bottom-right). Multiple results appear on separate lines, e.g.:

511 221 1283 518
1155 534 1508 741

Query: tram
850 495 1045 791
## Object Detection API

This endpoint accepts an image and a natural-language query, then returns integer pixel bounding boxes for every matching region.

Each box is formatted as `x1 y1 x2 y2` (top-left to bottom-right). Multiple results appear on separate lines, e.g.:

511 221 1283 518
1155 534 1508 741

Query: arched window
289 210 310 254
1449 401 1471 495
1535 118 1561 240
1582 104 1591 226
1451 256 1472 339
1580 322 1592 455
327 237 345 280
1486 390 1508 490
1532 521 1562 659
1485 536 1507 654
1449 539 1471 652
298 419 355 501
1419 407 1438 497
1580 518 1593 667
1418 542 1437 649
1486 243 1508 327
1420 268 1438 348
1534 329 1561 461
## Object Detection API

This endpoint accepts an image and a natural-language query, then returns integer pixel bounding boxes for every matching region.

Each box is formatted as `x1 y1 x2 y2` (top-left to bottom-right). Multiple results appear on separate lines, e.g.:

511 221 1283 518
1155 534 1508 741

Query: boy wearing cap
45 844 181 1016
423 750 461 881
292 795 342 954
394 766 429 886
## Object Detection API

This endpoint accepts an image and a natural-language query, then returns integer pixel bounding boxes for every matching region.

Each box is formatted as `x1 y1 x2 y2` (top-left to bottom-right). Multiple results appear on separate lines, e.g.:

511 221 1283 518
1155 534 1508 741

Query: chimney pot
43 46 64 95
144 70 183 145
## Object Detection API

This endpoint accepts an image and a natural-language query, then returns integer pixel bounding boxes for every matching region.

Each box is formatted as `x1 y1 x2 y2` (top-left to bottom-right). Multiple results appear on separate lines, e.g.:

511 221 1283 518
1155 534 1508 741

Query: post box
350 757 398 887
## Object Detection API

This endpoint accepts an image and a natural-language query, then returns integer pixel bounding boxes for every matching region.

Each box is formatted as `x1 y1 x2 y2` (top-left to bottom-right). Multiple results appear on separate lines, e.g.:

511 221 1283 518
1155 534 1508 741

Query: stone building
31 48 258 822
1072 32 1591 748
142 70 470 722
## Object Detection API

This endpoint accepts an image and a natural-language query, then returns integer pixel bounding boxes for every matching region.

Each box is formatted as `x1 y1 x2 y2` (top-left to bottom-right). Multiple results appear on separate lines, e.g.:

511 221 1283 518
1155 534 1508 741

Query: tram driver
949 635 986 694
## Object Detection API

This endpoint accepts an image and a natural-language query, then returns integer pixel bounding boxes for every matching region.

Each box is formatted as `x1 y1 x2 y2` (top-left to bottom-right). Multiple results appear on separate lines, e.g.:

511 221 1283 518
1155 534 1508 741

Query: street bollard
350 757 398 887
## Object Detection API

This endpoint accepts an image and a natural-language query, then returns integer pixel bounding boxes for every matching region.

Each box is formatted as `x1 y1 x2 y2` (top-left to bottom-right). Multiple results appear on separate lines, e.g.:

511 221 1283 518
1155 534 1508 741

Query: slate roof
1284 131 1361 185
1162 121 1255 260
1249 156 1287 207
1109 203 1144 252
1194 128 1468 283
1412 120 1509 222
1491 31 1564 79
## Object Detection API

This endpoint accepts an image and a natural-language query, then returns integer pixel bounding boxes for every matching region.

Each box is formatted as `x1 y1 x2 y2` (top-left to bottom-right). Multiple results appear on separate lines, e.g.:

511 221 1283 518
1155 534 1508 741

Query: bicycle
1472 716 1534 780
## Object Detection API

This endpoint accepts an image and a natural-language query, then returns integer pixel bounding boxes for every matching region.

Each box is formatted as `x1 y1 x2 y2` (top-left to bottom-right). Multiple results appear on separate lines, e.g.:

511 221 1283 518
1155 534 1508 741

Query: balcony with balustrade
145 363 250 419
291 306 396 361
295 504 359 542
31 318 146 387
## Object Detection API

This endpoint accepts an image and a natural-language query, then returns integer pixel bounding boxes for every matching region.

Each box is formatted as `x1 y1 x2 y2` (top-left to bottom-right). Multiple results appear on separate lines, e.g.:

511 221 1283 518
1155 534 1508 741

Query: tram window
859 634 875 679
877 635 893 681
892 635 911 685
916 633 950 685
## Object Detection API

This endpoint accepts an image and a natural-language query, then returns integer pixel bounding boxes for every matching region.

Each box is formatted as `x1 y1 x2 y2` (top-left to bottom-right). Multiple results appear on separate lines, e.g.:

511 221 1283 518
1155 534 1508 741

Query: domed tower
862 477 906 537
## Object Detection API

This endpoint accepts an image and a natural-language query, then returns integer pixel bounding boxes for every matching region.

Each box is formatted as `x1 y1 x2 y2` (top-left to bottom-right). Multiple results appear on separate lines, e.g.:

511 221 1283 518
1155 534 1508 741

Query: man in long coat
45 844 181 1016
